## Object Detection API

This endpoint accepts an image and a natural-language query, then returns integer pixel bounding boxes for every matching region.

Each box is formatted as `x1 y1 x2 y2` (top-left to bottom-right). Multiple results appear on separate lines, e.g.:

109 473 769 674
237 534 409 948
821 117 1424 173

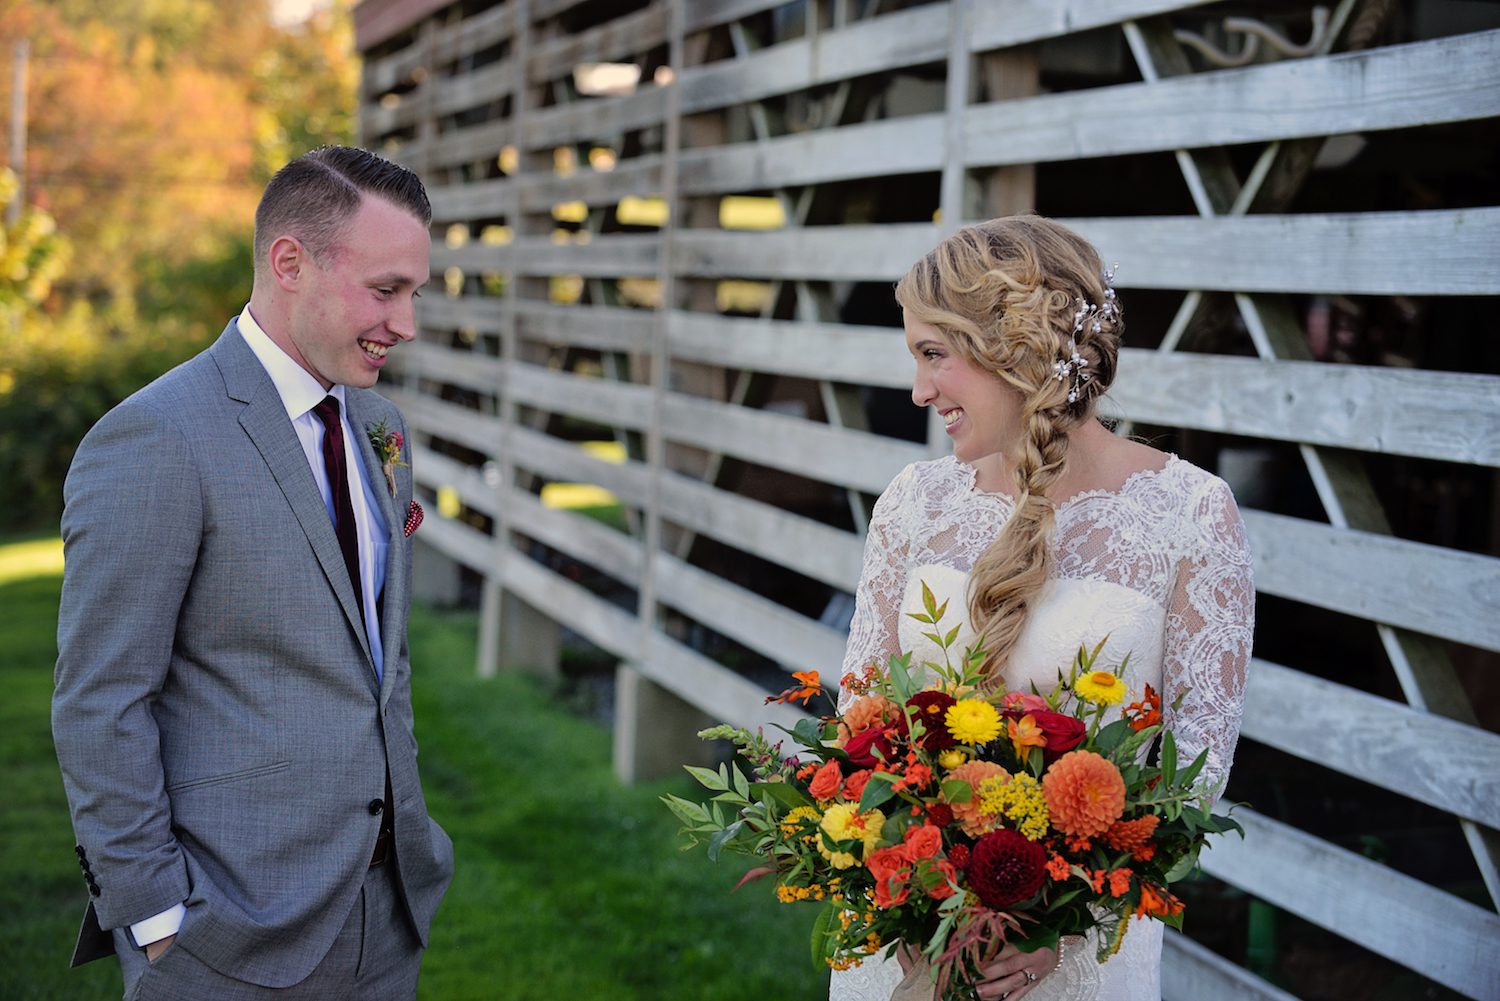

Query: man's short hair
253 146 431 275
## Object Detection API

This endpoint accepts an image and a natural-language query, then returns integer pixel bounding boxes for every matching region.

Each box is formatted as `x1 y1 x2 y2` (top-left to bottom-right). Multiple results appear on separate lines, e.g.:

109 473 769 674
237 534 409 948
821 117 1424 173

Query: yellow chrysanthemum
1075 670 1126 707
938 748 969 770
819 804 884 869
946 698 1003 745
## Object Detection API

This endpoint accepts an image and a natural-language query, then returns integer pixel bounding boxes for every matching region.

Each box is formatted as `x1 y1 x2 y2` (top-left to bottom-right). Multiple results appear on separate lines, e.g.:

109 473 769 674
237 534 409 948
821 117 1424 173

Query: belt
369 827 392 868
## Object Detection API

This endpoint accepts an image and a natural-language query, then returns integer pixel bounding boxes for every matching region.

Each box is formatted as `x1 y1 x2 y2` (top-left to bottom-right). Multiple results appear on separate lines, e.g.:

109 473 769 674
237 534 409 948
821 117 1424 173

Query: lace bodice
831 454 1255 1001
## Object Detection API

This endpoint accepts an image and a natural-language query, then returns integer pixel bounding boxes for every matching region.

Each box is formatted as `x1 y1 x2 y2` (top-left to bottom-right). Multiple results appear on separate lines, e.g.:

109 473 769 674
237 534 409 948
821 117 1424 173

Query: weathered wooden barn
351 1 1500 997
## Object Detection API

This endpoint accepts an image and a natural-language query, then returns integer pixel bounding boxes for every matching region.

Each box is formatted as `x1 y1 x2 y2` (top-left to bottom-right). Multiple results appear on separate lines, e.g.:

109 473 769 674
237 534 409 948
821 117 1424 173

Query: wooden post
613 663 716 784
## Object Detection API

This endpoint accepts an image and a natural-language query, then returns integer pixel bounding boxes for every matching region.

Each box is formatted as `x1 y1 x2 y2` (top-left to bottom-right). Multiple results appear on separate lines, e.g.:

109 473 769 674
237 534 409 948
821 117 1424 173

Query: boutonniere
366 419 408 498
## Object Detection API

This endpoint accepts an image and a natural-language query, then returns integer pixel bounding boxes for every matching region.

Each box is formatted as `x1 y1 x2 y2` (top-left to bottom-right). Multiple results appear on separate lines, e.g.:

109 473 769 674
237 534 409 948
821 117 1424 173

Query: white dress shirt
130 308 390 948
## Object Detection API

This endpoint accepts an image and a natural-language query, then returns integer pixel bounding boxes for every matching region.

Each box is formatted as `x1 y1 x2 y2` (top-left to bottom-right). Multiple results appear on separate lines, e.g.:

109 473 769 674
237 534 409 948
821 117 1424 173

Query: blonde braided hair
894 216 1123 684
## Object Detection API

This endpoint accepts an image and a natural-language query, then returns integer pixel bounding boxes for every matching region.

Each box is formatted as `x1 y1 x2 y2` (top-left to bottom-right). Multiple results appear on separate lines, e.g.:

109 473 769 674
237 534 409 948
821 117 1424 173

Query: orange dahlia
1042 750 1125 837
1104 815 1160 860
945 760 1008 836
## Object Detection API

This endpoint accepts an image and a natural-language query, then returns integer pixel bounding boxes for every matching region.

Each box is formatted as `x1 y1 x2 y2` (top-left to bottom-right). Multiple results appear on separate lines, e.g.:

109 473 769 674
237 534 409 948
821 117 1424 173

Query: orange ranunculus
946 760 1009 836
866 845 912 909
809 760 844 801
842 768 873 803
903 823 942 861
838 694 897 743
1043 750 1125 838
1007 713 1047 760
1104 815 1160 860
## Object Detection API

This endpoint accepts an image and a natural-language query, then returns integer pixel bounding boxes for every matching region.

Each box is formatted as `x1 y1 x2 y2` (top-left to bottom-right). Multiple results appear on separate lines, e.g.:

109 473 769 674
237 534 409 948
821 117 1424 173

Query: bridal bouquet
663 585 1242 999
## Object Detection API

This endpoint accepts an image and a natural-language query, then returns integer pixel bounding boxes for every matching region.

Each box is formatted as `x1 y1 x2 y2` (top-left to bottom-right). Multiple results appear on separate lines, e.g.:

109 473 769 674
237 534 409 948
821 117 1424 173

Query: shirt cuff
130 903 186 947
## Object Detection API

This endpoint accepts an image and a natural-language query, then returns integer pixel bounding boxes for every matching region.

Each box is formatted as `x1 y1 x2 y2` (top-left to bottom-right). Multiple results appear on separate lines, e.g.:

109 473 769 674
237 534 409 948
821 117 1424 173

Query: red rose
905 691 958 751
967 829 1046 910
843 724 897 768
903 823 943 861
808 760 843 801
925 859 959 900
866 845 912 909
842 769 873 803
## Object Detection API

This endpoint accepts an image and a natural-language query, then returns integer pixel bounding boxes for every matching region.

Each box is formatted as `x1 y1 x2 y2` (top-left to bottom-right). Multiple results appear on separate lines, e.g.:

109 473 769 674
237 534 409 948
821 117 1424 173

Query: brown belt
369 827 392 868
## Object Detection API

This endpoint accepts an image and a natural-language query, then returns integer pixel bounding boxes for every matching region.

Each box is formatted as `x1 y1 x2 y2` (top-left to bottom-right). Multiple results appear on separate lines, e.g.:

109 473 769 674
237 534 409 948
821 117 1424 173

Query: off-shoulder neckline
954 452 1182 512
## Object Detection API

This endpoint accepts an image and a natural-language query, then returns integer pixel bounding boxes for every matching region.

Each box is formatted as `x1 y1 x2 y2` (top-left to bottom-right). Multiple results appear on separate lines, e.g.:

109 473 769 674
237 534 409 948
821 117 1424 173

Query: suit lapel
346 389 406 705
213 330 376 673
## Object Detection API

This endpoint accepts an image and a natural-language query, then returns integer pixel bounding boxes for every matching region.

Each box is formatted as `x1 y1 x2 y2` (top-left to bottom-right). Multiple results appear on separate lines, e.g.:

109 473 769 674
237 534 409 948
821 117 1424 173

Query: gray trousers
114 862 423 1001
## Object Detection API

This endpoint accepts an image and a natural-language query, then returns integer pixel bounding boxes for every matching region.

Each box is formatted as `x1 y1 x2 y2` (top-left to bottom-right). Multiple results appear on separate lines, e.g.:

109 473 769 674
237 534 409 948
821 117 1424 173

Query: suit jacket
53 322 454 987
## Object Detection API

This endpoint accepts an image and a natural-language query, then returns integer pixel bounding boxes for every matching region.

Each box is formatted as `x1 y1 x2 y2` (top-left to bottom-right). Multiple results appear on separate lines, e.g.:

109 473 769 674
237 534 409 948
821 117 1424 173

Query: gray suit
53 322 453 988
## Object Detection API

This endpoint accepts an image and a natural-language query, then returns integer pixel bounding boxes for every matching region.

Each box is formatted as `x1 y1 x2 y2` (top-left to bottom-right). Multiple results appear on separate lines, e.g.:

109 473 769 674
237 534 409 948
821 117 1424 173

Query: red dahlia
905 691 959 751
967 829 1046 909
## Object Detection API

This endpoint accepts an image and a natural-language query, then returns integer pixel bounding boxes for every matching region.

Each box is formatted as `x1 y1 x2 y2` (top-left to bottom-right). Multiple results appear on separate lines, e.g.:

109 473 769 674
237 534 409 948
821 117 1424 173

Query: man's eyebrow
369 273 428 288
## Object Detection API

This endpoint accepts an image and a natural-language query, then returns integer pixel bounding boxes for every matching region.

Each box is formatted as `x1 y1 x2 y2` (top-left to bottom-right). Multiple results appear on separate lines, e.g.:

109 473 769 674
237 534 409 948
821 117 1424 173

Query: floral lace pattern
831 454 1254 1001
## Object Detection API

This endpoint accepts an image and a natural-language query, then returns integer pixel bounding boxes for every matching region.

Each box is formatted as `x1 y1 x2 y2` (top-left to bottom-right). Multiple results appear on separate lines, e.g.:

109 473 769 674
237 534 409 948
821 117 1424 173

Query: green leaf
810 901 839 970
1160 731 1178 787
921 579 939 620
756 781 814 811
732 764 751 800
1175 748 1209 790
707 819 747 862
944 624 962 647
661 794 712 826
940 779 972 804
685 764 729 792
1164 845 1200 882
859 772 900 812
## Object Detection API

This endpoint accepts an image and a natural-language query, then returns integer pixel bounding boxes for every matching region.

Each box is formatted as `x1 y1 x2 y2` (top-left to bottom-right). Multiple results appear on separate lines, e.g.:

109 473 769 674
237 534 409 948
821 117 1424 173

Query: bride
833 216 1254 1001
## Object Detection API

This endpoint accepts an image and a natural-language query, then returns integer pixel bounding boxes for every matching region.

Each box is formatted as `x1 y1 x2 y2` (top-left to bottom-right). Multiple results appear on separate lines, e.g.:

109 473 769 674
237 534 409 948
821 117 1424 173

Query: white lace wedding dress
831 454 1254 1001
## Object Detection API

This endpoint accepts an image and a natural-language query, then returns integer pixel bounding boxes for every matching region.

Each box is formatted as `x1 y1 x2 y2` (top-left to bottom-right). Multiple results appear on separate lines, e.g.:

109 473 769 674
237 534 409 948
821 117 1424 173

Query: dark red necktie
312 396 364 608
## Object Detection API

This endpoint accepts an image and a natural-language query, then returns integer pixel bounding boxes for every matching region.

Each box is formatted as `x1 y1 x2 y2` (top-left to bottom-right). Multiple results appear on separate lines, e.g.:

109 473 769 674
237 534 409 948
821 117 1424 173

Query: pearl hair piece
1055 264 1120 404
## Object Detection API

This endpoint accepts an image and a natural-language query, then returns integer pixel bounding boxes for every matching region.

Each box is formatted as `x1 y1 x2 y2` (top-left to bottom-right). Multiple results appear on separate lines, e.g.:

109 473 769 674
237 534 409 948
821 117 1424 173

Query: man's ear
267 235 306 291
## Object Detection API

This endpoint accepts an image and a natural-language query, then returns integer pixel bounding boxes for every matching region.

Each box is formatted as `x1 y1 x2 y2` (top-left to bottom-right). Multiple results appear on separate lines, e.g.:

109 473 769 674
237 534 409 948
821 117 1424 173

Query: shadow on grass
0 551 826 1001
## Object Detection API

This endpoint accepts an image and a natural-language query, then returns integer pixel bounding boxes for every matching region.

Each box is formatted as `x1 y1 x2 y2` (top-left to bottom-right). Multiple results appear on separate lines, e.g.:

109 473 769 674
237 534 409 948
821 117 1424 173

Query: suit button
368 799 384 816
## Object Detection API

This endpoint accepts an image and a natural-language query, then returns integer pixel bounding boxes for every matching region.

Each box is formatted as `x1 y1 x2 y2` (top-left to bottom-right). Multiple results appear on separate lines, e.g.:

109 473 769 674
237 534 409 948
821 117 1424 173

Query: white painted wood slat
1243 510 1500 653
1242 659 1500 828
510 364 654 431
1162 930 1300 1001
966 31 1500 168
1203 808 1500 998
655 554 849 672
661 393 927 495
658 475 866 592
667 312 910 389
1111 349 1500 467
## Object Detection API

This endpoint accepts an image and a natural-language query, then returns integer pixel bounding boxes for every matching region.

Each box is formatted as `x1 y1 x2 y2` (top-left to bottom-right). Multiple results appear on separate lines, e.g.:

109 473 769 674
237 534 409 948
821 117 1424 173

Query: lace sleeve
1160 475 1255 805
838 464 917 712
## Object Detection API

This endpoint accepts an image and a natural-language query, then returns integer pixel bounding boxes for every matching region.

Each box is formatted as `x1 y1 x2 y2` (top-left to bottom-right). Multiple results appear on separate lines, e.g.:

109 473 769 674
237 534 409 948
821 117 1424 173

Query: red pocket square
403 500 424 537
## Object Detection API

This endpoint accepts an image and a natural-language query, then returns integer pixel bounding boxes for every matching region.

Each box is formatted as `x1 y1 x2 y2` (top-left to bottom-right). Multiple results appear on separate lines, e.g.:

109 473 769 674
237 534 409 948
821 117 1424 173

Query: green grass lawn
1 537 826 1000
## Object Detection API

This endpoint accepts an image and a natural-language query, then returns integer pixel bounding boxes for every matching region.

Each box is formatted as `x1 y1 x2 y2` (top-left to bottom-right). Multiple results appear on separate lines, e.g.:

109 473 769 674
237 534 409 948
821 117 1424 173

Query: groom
52 146 453 998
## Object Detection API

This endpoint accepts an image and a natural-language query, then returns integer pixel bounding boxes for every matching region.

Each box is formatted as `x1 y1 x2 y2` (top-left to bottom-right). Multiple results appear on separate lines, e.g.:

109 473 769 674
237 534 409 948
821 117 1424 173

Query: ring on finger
1025 970 1038 983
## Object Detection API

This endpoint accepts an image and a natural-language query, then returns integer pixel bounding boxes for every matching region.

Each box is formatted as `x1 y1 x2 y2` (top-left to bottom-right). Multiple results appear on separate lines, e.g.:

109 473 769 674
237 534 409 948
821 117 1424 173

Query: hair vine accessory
1056 264 1120 404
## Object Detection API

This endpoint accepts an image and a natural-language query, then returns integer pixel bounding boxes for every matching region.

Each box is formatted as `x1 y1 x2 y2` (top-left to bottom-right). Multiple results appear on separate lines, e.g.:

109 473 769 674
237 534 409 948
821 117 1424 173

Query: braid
895 215 1123 685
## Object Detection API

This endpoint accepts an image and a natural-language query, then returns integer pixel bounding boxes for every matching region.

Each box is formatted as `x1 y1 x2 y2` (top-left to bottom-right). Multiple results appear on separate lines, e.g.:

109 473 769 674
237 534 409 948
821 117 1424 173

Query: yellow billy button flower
946 698 1003 745
1075 670 1127 706
819 804 885 869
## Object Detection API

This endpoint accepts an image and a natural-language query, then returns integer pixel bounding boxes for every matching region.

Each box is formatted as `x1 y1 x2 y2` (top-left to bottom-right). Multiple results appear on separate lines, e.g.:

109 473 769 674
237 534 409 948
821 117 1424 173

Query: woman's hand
971 940 1060 1000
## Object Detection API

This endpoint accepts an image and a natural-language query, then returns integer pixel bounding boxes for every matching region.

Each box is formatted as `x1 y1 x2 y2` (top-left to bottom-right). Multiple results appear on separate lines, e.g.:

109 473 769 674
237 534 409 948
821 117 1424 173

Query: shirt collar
236 307 347 421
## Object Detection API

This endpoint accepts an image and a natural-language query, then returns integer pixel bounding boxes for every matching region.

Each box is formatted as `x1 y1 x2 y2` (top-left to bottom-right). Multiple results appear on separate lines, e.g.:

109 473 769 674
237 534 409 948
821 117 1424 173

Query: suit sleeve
53 398 200 931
